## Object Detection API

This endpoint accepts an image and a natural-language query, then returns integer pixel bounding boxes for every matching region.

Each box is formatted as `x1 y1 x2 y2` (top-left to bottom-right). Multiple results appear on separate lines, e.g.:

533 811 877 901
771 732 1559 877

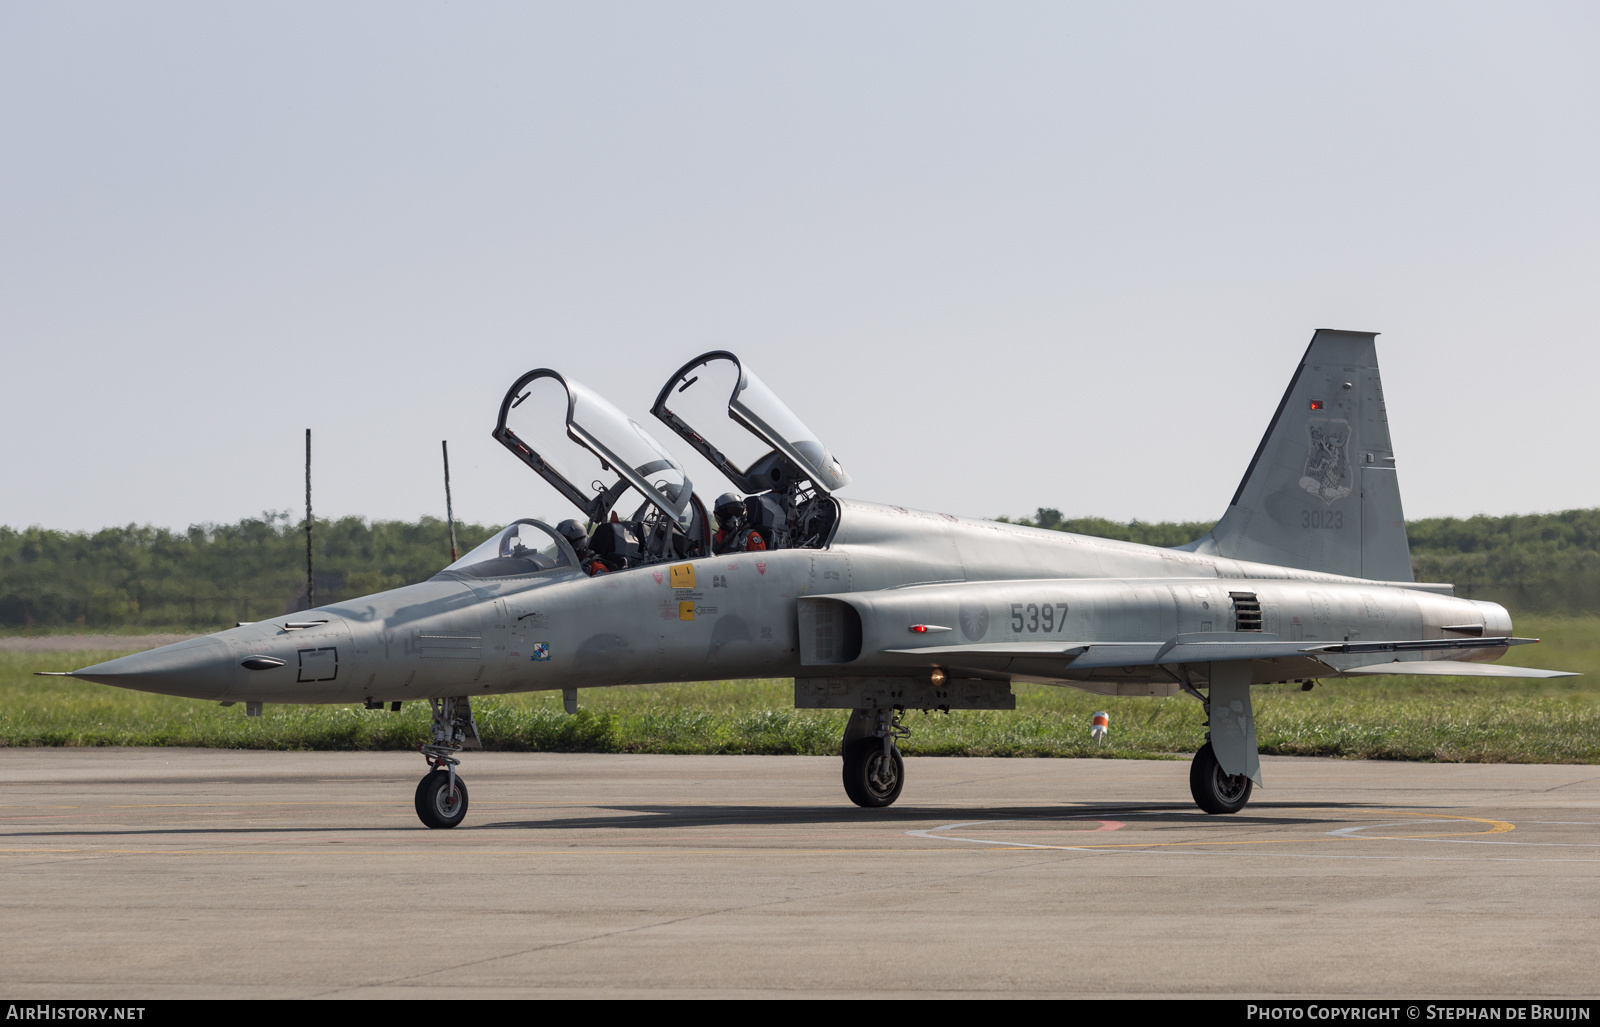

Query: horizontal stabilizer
1340 661 1578 679
1387 582 1455 596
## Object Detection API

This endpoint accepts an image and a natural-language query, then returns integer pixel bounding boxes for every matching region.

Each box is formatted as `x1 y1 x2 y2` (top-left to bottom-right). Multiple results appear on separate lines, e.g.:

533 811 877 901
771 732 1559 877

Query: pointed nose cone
72 636 237 700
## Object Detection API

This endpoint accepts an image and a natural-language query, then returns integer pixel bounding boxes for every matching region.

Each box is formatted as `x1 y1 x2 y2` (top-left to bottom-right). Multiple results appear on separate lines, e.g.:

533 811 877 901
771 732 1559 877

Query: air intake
798 598 863 665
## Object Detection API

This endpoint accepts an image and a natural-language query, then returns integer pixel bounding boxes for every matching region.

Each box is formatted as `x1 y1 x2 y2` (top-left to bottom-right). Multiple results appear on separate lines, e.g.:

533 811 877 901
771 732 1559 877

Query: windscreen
444 521 573 578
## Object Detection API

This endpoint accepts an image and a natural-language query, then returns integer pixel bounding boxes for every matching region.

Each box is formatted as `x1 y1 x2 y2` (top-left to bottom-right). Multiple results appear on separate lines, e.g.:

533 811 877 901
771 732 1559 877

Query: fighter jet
52 331 1574 828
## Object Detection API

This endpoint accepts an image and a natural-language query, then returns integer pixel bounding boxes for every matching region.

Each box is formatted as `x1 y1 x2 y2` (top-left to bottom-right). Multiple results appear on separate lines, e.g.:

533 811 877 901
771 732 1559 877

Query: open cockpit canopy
492 369 711 568
652 351 849 497
495 369 695 528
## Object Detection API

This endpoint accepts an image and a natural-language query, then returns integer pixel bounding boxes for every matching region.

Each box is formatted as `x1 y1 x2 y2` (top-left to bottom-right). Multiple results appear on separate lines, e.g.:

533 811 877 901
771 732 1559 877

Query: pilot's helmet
714 493 746 525
555 519 590 550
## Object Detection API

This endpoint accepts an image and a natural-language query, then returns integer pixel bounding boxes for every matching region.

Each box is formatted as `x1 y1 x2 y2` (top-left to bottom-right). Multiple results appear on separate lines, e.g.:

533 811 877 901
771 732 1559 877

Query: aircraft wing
876 633 1548 671
882 640 1299 667
881 641 1092 657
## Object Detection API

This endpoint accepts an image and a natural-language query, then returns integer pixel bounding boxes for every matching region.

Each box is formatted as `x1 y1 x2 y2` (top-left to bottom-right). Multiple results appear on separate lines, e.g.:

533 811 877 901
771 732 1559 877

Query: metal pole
442 440 458 563
305 428 315 610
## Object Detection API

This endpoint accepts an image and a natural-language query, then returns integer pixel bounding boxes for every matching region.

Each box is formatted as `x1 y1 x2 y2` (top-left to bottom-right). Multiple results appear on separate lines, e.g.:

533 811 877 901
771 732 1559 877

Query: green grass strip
4 614 1596 762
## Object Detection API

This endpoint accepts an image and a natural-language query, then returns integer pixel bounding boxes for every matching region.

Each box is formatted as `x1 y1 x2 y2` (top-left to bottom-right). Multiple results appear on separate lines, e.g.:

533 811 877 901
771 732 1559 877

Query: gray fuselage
78 499 1510 706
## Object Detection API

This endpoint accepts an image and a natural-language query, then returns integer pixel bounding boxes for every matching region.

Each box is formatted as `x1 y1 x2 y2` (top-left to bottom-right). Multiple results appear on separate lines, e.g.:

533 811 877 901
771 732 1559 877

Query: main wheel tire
415 769 469 829
1189 742 1252 814
842 737 905 808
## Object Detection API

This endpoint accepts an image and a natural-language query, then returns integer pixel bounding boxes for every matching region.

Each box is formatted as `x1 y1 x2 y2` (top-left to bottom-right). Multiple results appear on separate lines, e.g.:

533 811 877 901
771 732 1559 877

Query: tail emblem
1299 420 1353 504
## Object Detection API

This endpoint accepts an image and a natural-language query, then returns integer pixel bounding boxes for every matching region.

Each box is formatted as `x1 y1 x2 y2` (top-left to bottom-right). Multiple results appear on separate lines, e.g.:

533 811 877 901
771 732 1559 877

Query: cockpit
485 352 847 573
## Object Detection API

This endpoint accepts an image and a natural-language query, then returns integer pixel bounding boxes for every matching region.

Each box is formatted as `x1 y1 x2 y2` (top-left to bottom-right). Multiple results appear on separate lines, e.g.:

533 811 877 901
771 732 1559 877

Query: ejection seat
651 351 848 551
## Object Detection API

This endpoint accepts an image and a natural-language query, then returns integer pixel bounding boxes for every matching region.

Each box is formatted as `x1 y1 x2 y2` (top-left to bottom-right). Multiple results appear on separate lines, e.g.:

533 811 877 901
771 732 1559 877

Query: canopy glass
494 369 695 528
651 351 849 495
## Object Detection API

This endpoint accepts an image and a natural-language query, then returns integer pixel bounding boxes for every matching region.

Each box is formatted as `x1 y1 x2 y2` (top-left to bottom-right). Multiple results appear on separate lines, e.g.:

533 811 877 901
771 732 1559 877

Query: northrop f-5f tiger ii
52 331 1575 827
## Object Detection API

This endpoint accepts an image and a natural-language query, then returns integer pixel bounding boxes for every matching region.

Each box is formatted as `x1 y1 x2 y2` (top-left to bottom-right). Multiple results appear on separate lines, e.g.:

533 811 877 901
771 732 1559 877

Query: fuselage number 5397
1012 602 1068 632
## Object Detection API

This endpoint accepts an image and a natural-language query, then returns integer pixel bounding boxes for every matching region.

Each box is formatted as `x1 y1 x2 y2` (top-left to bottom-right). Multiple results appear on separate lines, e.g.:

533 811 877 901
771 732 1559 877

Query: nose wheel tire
1189 742 1252 814
843 737 905 808
415 769 469 829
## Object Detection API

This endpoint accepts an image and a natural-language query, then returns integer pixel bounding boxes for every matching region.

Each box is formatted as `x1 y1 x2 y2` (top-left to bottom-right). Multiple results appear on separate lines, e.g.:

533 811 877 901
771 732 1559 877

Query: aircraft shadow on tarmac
15 801 1393 840
480 800 1378 833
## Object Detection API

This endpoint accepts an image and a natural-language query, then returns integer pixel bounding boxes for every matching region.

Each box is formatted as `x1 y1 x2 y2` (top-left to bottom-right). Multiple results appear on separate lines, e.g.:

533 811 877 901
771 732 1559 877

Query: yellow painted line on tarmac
1341 808 1515 837
908 807 1516 852
1256 806 1515 837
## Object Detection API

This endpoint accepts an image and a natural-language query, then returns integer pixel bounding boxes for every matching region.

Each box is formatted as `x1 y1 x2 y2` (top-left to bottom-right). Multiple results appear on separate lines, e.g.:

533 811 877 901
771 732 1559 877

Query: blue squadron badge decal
530 643 551 662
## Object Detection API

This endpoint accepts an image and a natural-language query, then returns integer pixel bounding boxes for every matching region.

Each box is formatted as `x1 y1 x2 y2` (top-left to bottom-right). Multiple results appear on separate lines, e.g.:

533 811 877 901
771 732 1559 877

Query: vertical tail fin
1185 329 1413 581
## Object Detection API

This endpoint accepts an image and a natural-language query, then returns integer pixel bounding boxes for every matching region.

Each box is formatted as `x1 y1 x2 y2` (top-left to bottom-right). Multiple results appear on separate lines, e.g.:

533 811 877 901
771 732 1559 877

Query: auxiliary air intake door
652 351 850 495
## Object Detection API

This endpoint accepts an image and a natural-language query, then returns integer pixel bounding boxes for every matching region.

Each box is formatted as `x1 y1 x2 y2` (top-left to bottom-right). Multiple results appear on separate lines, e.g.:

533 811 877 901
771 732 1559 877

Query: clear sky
3 2 1596 534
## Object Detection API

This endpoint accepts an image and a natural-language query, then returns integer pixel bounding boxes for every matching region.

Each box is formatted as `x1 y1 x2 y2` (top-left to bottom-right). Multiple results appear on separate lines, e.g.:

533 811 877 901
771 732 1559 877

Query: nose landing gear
415 696 481 829
415 765 469 828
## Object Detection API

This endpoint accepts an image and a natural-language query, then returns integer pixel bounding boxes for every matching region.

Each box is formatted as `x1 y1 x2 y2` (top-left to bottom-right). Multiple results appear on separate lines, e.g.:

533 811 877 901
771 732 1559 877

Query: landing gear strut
1178 668 1257 815
415 696 480 829
841 706 908 808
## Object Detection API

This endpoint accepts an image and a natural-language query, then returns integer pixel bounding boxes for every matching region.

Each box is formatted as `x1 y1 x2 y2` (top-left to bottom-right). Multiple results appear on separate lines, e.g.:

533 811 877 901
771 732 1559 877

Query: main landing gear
1189 742 1252 815
1178 667 1259 815
841 706 908 808
416 696 481 829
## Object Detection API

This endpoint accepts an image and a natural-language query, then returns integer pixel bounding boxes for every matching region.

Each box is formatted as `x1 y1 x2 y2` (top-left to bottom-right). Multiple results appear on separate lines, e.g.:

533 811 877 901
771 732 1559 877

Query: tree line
2 507 1597 630
0 513 497 630
1003 506 1600 614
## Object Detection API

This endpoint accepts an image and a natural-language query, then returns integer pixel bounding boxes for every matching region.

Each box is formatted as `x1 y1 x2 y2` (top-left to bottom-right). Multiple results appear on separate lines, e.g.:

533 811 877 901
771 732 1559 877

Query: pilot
712 493 767 555
556 519 609 576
